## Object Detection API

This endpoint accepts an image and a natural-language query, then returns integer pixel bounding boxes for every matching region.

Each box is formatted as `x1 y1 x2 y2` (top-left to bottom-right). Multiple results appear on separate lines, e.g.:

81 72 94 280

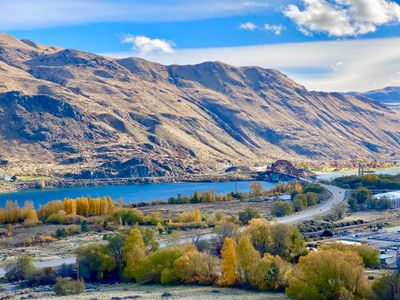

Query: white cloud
284 0 400 37
239 22 258 30
122 35 174 56
331 61 344 71
103 37 400 92
0 0 284 30
263 24 285 35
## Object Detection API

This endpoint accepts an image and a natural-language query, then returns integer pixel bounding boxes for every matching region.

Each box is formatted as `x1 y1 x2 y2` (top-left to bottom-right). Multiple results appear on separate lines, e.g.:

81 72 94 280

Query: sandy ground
340 209 400 223
139 199 274 220
0 225 108 267
37 284 288 300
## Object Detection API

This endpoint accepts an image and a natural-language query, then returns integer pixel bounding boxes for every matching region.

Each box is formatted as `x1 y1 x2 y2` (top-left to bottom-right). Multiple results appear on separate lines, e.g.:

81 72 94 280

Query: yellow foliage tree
23 201 39 226
220 237 238 286
237 235 261 287
123 228 147 281
286 249 371 300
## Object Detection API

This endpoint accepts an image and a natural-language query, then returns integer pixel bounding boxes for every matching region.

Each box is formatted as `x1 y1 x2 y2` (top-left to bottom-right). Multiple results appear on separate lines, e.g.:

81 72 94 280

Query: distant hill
362 86 400 110
0 33 400 178
347 86 400 111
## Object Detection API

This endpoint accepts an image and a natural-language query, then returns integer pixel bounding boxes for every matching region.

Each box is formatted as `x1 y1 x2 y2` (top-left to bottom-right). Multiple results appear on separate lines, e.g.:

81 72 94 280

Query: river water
0 180 278 209
317 169 400 181
1 169 400 209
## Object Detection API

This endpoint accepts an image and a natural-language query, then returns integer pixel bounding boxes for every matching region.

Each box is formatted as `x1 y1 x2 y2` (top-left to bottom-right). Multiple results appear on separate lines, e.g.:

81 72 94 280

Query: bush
271 201 293 217
5 255 36 281
53 277 84 296
46 210 68 224
372 272 400 300
26 267 56 286
77 244 116 281
239 207 260 225
55 228 66 238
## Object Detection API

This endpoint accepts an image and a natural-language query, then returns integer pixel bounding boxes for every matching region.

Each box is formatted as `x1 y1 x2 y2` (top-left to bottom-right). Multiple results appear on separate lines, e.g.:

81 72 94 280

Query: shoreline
0 173 256 194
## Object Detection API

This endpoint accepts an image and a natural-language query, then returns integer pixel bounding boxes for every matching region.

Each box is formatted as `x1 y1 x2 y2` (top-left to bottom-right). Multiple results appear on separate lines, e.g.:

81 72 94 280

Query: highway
278 183 347 224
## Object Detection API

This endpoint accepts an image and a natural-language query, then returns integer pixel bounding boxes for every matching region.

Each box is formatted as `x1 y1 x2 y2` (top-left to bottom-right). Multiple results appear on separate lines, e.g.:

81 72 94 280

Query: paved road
278 183 346 224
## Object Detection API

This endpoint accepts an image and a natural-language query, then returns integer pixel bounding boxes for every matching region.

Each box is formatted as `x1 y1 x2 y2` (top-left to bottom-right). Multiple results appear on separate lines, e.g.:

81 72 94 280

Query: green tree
271 201 294 217
305 192 318 206
372 272 400 300
293 194 307 212
135 247 184 284
77 244 116 281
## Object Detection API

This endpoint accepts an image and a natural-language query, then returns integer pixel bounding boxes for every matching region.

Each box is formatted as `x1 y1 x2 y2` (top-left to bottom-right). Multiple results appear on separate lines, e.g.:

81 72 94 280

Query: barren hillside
0 33 399 178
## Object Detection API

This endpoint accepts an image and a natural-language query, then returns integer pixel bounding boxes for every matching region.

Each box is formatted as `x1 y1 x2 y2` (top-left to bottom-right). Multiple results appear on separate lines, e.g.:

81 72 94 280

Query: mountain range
357 87 400 110
0 33 399 178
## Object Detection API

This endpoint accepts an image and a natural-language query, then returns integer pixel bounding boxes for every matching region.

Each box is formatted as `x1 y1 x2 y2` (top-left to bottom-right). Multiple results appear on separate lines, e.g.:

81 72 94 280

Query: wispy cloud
239 22 286 35
0 0 280 30
122 35 175 56
263 24 285 35
284 0 400 37
103 37 400 92
239 22 258 30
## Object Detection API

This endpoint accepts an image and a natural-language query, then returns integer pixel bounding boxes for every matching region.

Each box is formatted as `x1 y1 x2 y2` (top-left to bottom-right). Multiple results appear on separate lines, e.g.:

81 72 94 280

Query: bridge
257 160 316 182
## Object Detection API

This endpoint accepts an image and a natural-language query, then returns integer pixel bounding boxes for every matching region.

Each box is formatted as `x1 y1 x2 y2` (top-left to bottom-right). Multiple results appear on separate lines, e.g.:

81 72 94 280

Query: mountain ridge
0 33 399 178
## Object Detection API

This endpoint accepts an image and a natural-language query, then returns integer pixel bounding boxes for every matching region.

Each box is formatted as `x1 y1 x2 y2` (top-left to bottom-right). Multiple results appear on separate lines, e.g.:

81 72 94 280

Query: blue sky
1 0 400 91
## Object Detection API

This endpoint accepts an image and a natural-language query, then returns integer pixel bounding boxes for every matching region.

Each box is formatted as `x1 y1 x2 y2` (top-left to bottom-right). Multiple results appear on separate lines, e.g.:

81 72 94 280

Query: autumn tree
320 242 379 268
23 201 39 226
123 228 147 281
172 249 220 285
220 237 238 286
286 249 371 300
250 181 263 197
237 235 261 288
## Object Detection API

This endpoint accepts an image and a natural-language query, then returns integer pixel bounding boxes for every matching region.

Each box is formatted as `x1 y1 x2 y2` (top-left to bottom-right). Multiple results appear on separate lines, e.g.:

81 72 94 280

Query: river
317 168 400 181
0 180 279 209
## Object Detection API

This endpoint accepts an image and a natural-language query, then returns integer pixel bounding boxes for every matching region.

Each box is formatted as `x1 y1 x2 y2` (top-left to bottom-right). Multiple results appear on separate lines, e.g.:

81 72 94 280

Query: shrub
5 255 36 281
271 201 294 217
55 228 66 238
53 277 84 296
239 207 260 225
77 244 116 281
46 210 67 224
26 267 56 286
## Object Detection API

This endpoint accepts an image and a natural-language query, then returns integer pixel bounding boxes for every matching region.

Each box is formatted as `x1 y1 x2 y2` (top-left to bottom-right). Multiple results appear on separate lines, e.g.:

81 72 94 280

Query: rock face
0 33 400 178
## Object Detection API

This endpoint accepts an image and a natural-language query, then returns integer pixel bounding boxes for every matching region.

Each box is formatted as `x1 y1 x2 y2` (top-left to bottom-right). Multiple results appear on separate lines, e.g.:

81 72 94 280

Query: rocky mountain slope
0 33 399 178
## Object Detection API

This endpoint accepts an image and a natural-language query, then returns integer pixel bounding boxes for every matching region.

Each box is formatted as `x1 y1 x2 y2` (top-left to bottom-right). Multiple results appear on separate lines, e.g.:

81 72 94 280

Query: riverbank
0 173 256 194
